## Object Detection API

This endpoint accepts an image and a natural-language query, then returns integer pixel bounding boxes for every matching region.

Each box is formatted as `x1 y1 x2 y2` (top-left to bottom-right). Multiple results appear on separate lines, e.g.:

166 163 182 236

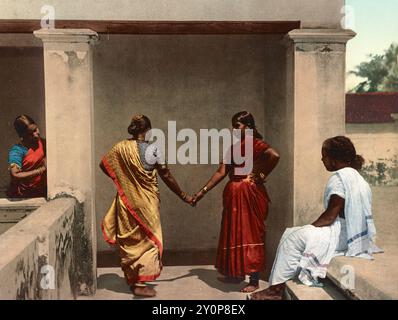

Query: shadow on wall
0 47 45 194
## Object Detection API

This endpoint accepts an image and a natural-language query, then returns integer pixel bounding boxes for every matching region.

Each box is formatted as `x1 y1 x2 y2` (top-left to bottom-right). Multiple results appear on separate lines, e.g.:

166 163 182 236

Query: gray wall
0 47 45 195
94 34 277 252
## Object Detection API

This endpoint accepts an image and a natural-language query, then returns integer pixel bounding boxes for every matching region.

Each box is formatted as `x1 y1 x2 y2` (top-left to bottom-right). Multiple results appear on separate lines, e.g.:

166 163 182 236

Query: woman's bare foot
131 285 157 297
240 282 259 293
217 276 244 284
249 283 285 300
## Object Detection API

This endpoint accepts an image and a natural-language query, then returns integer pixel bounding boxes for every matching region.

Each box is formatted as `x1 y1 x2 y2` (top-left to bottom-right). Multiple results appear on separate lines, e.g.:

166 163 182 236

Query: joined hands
180 190 206 207
180 191 195 207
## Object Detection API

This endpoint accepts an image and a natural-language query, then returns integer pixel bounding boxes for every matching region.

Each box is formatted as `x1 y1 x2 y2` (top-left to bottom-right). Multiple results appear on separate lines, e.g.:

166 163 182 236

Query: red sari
7 138 47 198
216 137 270 277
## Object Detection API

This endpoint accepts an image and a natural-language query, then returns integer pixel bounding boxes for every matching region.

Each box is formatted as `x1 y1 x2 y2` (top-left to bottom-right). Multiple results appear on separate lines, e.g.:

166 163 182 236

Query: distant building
346 92 398 126
346 92 398 186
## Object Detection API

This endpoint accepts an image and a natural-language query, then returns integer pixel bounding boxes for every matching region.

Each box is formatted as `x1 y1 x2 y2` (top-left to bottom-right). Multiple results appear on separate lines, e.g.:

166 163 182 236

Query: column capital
34 28 99 44
286 28 356 44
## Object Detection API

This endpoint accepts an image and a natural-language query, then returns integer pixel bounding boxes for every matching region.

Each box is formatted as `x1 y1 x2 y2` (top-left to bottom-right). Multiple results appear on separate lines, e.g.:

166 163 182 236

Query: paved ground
80 265 268 300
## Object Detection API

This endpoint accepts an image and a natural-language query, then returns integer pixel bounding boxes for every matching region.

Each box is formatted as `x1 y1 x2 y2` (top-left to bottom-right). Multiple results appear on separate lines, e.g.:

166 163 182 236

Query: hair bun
131 114 144 122
127 114 151 138
323 136 365 170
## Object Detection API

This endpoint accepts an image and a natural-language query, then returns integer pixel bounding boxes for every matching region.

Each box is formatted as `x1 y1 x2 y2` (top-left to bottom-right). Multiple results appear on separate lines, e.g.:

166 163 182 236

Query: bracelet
202 186 209 194
180 191 187 200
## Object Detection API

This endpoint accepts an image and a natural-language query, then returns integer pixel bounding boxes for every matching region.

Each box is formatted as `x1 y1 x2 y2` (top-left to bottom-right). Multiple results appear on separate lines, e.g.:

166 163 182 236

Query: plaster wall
0 0 344 29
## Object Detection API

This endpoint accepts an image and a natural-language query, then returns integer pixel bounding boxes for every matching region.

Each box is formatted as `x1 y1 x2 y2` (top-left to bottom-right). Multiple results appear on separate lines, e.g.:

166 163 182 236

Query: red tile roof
346 92 398 123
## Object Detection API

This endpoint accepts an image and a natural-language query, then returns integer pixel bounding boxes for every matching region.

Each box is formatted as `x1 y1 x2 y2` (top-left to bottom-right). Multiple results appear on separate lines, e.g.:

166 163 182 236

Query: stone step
326 253 397 300
285 277 348 300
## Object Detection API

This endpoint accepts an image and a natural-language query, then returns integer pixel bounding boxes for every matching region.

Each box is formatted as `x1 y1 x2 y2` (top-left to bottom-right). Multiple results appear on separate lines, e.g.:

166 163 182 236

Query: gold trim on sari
101 139 162 284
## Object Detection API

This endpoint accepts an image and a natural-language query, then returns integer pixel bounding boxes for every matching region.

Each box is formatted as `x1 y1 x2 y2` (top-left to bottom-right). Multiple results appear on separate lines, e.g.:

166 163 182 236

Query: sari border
126 270 163 285
101 157 163 258
101 219 116 245
137 271 162 283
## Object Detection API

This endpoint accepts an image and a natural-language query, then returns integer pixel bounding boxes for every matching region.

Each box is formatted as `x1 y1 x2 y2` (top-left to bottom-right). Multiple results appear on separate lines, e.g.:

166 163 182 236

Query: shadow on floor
155 267 246 293
97 272 158 297
97 273 130 294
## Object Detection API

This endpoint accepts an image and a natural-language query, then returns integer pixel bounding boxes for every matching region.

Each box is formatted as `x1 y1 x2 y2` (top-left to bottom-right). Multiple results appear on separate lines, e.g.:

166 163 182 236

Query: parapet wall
0 197 95 300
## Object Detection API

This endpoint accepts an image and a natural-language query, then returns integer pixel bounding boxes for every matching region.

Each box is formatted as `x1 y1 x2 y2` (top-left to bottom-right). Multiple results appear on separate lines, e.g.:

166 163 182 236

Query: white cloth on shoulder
336 168 383 259
268 167 383 287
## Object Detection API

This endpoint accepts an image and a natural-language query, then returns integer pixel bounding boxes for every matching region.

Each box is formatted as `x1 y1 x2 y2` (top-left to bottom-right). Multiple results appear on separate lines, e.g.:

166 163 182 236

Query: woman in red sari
7 115 47 198
193 111 280 293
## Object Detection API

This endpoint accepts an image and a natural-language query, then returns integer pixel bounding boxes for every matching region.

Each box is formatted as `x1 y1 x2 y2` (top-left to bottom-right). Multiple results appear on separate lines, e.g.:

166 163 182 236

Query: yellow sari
101 139 162 284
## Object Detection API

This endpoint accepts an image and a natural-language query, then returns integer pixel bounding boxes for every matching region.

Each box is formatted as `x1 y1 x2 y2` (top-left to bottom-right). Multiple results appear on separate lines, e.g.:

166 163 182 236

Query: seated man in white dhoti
250 136 383 300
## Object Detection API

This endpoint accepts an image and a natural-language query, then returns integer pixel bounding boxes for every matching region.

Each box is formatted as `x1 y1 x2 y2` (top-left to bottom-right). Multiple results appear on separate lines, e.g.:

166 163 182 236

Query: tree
382 43 398 92
349 54 388 92
349 43 398 93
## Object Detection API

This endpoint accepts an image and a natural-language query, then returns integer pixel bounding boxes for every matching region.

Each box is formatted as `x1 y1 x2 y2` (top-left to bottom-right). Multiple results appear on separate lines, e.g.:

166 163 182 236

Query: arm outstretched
157 165 193 205
193 163 229 205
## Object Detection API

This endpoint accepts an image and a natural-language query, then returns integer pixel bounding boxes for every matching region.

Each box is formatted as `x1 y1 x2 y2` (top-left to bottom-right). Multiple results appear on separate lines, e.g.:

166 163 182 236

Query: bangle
202 186 209 194
180 191 187 200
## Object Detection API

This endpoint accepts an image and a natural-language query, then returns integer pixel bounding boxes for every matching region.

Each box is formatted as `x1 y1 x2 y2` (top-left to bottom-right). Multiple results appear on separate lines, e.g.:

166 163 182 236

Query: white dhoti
269 218 347 286
269 167 382 287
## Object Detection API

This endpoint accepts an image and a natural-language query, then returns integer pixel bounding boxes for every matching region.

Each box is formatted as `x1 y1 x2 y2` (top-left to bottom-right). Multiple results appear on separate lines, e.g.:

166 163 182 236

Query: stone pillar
264 29 355 276
34 29 99 295
287 29 355 225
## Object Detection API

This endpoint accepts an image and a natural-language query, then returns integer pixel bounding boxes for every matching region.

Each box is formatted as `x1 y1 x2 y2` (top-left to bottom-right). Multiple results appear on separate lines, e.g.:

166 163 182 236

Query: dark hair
14 114 36 138
231 111 263 139
322 136 365 170
128 114 152 139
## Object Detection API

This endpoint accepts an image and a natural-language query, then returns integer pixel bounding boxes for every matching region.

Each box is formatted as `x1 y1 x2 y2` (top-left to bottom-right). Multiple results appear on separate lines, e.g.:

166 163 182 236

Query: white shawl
335 167 383 259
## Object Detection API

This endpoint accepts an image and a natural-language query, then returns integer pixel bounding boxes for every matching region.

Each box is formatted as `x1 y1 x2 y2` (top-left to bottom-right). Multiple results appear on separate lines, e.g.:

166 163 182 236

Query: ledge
0 198 77 299
285 278 347 300
0 198 75 268
325 186 398 300
0 197 47 210
34 28 99 44
287 28 356 43
327 252 397 300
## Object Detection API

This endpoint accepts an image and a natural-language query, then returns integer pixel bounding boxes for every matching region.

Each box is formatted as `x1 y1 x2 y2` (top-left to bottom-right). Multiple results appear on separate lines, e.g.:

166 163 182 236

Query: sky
345 0 398 91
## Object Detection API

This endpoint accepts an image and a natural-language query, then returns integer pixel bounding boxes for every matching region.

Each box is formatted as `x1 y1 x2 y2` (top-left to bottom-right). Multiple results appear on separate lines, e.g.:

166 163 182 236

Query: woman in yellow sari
100 114 193 297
